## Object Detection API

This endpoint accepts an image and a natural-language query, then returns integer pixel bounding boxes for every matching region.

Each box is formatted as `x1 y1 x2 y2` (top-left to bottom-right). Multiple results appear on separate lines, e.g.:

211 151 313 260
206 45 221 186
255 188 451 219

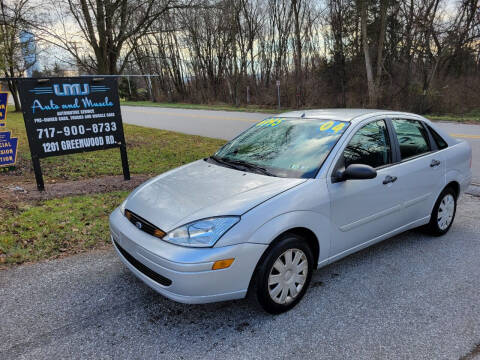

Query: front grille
114 240 172 286
124 209 165 238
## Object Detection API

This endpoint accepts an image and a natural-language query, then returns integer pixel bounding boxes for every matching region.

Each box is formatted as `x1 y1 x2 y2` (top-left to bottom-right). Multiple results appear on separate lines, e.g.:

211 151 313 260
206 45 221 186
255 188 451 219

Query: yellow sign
0 92 8 128
0 131 18 167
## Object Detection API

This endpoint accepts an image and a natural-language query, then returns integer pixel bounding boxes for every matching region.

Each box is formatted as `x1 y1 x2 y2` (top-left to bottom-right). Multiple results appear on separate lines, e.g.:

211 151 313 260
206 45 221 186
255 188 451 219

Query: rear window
427 125 448 149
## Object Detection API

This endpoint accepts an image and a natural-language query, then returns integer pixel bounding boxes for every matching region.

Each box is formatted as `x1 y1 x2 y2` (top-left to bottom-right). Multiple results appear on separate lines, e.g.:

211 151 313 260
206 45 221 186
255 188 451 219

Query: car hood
125 160 305 232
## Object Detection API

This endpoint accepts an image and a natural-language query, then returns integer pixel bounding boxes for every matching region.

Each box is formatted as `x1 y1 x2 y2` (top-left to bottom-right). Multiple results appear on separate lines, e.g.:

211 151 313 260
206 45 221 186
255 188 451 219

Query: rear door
389 118 446 222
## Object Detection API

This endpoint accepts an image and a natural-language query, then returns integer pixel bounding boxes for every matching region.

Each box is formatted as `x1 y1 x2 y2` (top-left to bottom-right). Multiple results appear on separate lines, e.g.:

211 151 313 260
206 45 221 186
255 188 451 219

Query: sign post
17 76 130 191
276 80 281 110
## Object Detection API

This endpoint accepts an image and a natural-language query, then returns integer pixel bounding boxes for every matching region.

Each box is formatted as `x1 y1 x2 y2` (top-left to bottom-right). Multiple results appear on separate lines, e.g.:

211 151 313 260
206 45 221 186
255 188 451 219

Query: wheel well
286 227 320 268
246 227 320 296
445 181 460 198
256 227 320 270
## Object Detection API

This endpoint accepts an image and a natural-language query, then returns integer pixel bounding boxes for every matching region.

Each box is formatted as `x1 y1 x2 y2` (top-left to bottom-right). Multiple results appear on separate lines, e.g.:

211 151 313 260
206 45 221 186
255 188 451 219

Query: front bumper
109 208 267 304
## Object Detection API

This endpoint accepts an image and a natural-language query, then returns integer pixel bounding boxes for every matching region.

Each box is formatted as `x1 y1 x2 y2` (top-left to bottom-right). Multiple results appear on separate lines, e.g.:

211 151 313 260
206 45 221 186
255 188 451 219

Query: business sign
0 131 18 167
17 77 130 190
0 92 8 127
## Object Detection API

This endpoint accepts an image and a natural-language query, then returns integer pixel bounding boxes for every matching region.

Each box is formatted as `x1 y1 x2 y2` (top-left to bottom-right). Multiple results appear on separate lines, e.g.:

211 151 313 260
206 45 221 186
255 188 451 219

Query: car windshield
211 117 349 178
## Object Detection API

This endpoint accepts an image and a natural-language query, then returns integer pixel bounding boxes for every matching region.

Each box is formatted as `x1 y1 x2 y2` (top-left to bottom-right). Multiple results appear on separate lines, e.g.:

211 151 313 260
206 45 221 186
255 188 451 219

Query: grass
1 108 226 182
0 191 128 265
121 100 480 123
121 100 281 114
426 114 480 124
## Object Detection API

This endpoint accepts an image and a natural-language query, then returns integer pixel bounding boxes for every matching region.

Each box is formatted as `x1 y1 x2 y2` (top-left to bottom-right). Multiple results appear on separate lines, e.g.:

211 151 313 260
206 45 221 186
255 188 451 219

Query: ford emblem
135 221 142 229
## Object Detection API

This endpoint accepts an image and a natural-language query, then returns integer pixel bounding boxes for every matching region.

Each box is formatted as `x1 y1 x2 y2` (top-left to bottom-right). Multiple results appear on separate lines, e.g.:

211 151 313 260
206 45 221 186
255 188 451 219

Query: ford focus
109 109 472 313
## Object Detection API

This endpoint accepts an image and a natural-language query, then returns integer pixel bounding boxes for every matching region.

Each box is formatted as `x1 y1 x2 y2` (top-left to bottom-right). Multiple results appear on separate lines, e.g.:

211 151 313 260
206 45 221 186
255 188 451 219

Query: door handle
383 175 398 185
430 159 441 167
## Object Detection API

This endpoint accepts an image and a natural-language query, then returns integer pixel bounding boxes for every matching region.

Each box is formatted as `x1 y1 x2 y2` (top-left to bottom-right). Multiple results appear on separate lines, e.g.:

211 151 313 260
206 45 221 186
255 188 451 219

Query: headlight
119 199 127 215
163 216 240 247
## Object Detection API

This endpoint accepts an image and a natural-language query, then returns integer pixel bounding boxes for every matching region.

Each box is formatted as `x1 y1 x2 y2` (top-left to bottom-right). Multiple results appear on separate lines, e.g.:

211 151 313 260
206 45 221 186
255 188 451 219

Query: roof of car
279 109 421 123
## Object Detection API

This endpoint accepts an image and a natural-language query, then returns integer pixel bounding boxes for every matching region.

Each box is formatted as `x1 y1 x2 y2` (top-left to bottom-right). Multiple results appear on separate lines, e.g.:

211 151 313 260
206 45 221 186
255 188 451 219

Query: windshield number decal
319 121 346 133
256 118 345 132
256 118 283 127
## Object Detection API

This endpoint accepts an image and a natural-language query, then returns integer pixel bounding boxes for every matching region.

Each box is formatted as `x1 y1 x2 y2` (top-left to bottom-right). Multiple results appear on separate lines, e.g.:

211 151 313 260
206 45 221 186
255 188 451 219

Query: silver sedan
109 109 472 313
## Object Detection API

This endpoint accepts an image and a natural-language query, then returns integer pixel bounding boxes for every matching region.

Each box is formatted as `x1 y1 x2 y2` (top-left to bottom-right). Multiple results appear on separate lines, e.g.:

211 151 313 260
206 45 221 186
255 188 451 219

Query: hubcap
437 194 455 230
268 248 308 305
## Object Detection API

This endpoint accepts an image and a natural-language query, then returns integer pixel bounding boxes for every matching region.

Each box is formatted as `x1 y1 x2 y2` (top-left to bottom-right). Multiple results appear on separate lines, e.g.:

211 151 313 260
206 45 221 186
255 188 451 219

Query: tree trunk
374 0 388 104
292 0 303 108
359 0 376 107
330 0 347 107
7 80 21 112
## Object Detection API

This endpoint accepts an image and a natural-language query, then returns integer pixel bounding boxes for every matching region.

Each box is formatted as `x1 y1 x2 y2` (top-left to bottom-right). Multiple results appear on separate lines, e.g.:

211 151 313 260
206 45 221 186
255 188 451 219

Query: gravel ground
1 194 480 360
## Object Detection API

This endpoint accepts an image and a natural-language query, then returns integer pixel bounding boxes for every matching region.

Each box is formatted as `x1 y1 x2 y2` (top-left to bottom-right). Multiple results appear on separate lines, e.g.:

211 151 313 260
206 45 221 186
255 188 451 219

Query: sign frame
17 76 130 191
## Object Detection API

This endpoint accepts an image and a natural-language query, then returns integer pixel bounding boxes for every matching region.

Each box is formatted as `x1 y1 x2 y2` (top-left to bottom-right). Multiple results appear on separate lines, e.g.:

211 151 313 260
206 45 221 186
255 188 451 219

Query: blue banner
0 131 18 167
0 92 7 127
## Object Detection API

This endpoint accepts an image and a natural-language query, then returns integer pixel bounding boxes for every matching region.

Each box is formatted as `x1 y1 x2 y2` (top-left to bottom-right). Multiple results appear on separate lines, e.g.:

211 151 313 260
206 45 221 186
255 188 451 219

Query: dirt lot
0 174 150 203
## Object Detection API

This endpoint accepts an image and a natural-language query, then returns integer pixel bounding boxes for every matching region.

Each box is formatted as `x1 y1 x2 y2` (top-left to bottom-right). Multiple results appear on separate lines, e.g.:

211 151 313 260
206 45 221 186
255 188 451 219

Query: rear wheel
425 187 457 236
253 233 313 314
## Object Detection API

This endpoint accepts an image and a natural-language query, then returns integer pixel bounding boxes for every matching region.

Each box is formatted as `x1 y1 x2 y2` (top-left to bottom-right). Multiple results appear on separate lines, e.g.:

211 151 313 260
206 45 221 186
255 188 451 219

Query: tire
425 187 457 236
253 233 314 314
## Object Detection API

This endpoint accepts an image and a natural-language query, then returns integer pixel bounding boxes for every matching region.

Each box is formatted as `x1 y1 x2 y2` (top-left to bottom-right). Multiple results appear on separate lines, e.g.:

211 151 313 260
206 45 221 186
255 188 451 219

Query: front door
327 119 405 257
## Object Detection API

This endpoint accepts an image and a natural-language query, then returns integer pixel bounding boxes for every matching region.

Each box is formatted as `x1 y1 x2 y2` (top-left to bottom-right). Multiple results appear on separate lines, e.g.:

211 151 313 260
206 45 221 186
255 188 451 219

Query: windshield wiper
209 156 277 177
209 155 242 170
220 158 278 177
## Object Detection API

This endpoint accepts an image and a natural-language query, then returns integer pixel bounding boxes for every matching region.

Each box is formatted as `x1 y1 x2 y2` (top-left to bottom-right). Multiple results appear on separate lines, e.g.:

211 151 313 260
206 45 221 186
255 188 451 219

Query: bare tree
0 0 39 110
328 0 347 107
39 0 193 74
358 0 388 107
47 0 479 113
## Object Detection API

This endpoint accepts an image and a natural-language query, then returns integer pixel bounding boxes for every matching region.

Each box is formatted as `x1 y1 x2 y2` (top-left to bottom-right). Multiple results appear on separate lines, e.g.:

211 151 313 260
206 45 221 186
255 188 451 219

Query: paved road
1 194 479 359
121 106 263 140
121 106 480 184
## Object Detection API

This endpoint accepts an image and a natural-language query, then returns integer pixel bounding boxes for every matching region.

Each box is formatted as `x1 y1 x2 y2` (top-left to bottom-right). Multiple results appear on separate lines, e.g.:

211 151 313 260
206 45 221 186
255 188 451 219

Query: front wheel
253 234 313 314
425 187 457 236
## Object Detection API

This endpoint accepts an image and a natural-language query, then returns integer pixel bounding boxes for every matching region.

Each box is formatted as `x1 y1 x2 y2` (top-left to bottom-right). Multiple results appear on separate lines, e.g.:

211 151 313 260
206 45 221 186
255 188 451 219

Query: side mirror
335 164 377 182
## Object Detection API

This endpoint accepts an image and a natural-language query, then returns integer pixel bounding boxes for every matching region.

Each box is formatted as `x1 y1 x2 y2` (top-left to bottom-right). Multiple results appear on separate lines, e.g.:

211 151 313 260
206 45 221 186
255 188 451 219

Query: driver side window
343 120 392 169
